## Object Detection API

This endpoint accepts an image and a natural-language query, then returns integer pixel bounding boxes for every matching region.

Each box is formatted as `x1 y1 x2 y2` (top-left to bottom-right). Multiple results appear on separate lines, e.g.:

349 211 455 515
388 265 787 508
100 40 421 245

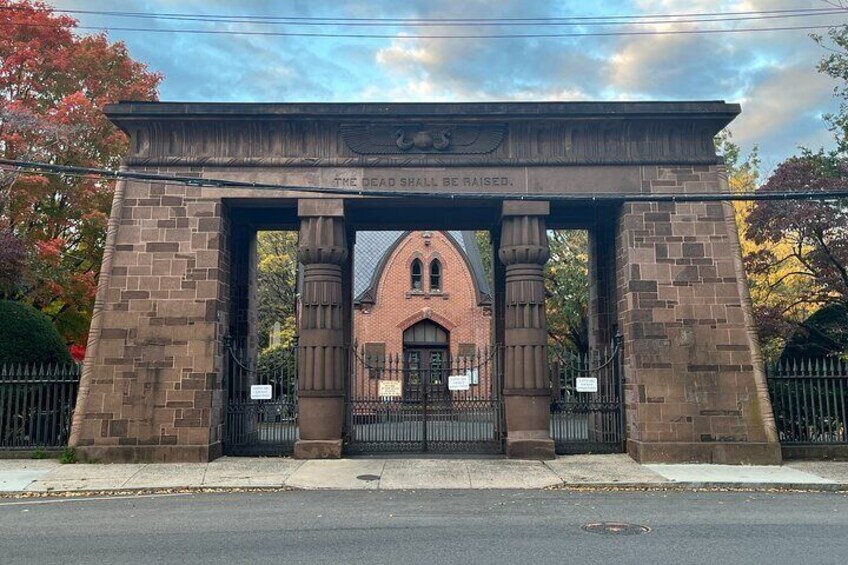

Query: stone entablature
106 101 736 167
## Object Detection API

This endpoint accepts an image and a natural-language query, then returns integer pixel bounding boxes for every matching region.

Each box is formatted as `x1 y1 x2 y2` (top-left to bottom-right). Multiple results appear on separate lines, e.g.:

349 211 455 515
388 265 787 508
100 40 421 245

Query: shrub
0 300 72 364
257 345 297 392
59 447 77 464
780 303 848 361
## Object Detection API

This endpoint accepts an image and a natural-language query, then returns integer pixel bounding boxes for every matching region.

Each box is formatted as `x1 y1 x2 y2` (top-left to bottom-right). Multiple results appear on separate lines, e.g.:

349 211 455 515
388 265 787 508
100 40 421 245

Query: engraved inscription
332 175 515 189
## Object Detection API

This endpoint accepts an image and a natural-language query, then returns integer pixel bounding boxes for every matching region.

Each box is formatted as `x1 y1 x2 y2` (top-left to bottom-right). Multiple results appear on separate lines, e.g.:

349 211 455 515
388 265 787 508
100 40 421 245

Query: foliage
745 151 848 358
58 447 77 464
0 228 26 295
718 133 820 360
0 299 72 363
257 344 297 392
257 231 298 350
0 0 160 346
545 230 589 353
474 230 494 285
814 24 848 154
780 303 848 361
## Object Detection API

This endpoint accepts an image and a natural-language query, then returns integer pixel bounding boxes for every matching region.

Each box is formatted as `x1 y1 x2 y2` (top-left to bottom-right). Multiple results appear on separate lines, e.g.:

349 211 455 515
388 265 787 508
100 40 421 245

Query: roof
354 231 491 306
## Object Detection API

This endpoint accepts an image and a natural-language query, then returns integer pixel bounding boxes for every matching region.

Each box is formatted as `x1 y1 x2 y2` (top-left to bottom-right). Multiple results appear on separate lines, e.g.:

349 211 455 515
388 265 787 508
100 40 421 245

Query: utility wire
0 20 838 39
3 158 848 204
3 5 842 24
2 7 842 28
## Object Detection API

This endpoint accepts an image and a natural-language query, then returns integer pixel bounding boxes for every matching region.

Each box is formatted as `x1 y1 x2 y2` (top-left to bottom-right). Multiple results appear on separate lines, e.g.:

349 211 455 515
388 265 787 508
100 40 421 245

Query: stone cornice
106 101 738 167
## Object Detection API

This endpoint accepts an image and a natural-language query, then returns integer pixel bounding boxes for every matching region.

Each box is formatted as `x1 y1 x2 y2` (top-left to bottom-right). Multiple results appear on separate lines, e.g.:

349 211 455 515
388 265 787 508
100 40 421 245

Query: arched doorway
402 320 449 403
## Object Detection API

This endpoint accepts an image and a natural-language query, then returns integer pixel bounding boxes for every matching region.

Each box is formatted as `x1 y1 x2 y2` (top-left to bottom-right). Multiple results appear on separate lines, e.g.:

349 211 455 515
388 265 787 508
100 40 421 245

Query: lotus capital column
498 201 555 459
295 199 348 459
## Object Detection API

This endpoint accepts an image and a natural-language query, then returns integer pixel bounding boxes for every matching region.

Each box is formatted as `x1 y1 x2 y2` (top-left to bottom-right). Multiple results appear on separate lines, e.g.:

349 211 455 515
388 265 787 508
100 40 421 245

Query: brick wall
354 231 492 398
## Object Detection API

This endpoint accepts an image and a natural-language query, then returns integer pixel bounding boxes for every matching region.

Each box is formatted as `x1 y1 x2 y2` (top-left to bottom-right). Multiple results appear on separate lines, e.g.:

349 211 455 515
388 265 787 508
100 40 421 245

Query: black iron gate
549 336 625 454
224 340 298 455
346 346 503 453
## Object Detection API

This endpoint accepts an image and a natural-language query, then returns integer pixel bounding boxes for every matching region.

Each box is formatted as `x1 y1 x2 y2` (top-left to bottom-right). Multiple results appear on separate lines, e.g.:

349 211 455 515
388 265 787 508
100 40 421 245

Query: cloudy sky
50 0 848 173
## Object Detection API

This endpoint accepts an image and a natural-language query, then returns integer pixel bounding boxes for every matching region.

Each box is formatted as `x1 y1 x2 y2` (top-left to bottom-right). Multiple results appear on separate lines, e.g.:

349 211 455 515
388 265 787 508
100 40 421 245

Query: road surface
1 489 847 564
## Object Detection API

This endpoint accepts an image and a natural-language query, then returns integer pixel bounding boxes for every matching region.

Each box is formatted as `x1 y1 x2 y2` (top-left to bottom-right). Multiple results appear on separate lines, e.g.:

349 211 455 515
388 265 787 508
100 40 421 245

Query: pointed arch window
430 259 442 291
411 258 423 290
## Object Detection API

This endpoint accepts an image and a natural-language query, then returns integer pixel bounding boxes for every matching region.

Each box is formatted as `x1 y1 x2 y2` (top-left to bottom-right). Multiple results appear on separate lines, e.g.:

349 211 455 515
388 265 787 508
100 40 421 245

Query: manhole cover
356 474 381 482
581 522 651 535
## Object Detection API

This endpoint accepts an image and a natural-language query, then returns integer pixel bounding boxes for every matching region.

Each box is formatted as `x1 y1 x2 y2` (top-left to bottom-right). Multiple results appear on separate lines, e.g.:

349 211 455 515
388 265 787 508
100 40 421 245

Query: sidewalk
2 454 847 494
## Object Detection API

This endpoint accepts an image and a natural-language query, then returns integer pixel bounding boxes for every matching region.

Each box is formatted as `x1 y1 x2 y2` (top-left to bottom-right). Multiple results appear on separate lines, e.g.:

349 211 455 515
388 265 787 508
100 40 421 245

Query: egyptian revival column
295 199 348 459
498 201 555 459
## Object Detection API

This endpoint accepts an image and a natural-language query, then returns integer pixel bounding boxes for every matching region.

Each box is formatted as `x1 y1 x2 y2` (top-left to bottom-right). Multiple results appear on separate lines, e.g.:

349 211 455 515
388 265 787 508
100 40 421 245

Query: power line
3 158 848 204
0 20 838 40
2 6 842 28
3 5 841 24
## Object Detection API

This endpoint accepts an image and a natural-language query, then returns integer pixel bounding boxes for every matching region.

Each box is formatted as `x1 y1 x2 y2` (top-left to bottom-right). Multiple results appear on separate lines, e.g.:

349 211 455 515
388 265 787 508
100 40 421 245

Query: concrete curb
2 481 848 499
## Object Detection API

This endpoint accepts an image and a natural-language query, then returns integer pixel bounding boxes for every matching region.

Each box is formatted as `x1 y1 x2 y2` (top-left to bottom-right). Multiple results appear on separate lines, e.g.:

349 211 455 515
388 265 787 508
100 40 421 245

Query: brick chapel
352 230 492 397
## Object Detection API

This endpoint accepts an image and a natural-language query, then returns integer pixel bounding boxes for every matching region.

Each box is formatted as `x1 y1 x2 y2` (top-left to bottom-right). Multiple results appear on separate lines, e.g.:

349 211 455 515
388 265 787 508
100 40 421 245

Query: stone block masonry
70 178 229 462
616 166 780 464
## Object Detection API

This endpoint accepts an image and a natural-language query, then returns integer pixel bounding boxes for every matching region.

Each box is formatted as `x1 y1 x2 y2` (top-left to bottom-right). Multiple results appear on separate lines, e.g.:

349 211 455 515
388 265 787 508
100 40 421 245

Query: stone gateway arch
69 101 780 464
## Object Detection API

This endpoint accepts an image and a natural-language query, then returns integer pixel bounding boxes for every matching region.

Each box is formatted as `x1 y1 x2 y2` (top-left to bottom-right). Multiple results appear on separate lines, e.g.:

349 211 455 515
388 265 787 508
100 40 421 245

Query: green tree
545 230 589 353
257 231 298 350
814 23 848 154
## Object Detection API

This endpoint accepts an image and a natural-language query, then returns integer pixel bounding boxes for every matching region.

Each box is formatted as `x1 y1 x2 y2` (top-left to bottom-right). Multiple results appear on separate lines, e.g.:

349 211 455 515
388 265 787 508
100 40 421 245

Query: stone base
73 442 223 464
505 436 556 460
294 439 343 459
628 440 782 465
782 445 848 461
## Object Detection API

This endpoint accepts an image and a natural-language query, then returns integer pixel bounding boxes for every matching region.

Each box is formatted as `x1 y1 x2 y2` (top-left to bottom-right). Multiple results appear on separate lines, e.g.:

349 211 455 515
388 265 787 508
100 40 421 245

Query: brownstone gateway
69 101 780 464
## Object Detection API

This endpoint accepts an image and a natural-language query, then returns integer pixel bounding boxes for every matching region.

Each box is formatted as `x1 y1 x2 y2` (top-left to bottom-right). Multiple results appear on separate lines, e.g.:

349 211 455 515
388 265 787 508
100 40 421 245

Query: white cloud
47 0 844 164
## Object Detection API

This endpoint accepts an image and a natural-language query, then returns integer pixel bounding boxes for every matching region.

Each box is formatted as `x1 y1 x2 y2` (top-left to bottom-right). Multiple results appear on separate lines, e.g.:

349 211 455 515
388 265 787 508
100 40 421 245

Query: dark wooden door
404 348 449 403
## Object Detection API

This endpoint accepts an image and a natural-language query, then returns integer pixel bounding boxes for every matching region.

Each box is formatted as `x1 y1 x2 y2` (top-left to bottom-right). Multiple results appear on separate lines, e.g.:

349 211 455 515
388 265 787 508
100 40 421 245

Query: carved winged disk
341 123 506 155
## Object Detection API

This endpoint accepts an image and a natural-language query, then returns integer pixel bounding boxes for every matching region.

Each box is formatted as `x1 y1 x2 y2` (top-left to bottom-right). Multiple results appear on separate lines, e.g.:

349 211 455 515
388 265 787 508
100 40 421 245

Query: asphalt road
2 489 847 565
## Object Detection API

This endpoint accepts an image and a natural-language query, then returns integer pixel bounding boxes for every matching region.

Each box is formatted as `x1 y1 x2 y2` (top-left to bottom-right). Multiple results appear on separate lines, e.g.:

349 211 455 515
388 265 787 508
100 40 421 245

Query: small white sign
250 384 273 400
575 377 598 393
448 374 470 391
378 380 403 398
467 369 479 385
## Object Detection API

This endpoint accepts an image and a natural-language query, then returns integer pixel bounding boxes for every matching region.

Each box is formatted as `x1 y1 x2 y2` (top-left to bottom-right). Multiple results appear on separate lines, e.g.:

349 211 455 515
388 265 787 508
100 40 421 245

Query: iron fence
768 357 848 445
549 338 625 454
223 343 298 455
0 362 81 450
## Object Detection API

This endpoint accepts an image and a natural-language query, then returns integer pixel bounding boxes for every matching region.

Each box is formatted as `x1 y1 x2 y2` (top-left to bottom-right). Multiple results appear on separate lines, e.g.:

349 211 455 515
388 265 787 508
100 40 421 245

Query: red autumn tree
0 0 160 347
744 151 848 350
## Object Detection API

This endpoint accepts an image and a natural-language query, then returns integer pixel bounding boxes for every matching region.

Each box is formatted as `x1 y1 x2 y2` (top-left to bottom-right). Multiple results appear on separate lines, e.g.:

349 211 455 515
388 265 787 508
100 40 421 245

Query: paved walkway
1 455 847 493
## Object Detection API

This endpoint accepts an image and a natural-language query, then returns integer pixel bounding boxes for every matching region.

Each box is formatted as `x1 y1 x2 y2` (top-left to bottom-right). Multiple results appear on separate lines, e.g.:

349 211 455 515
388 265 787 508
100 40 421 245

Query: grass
58 447 78 464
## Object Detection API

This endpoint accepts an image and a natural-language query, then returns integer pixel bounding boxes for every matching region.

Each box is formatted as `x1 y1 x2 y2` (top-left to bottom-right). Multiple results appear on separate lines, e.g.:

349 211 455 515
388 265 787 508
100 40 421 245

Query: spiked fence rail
0 362 81 450
767 357 848 446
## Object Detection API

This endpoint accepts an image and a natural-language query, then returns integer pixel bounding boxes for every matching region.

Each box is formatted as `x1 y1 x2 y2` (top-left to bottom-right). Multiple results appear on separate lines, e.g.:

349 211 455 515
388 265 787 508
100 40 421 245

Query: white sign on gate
448 374 470 391
250 384 273 400
575 377 598 393
378 380 403 398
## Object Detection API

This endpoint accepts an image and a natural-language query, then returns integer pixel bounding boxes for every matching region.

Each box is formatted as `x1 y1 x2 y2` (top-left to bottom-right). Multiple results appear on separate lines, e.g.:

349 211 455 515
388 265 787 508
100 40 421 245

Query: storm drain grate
581 522 651 535
356 474 381 482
